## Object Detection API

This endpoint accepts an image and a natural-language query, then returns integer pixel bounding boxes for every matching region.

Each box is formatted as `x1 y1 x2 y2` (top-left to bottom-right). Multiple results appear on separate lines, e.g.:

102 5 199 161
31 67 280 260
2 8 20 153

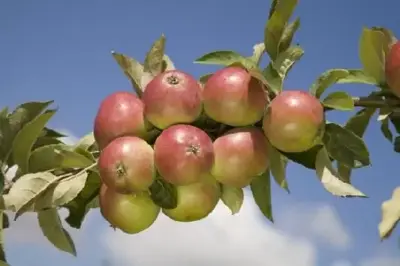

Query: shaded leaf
0 211 8 265
161 54 176 72
315 147 366 197
38 208 76 256
322 91 354 111
272 45 304 78
221 185 244 215
279 18 300 53
380 116 393 143
250 171 273 222
111 51 144 96
309 69 350 98
194 50 245 66
29 144 94 173
33 136 63 150
263 63 282 94
359 27 389 84
40 127 66 138
267 141 289 192
280 144 324 170
337 108 376 183
323 123 370 168
12 110 56 173
143 34 166 76
199 73 213 86
64 172 101 229
264 0 298 60
149 177 177 209
336 69 378 85
379 187 400 240
394 136 400 153
74 132 95 151
268 0 278 19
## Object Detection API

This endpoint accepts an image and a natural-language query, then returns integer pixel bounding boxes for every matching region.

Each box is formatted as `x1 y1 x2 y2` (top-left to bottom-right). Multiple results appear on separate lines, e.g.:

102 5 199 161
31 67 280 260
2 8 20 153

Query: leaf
161 54 176 72
64 172 101 229
267 141 289 192
194 50 245 66
279 18 300 53
280 144 324 170
199 73 212 86
40 127 66 138
309 69 350 98
6 172 62 218
268 0 278 19
394 136 400 153
336 69 378 85
38 208 76 256
263 64 283 94
250 42 265 65
379 187 400 240
272 45 304 78
264 0 298 60
337 108 376 183
12 110 56 173
74 132 95 151
315 147 366 197
33 136 63 150
359 27 389 84
380 116 393 143
149 177 177 209
111 51 144 96
322 91 354 111
0 211 8 266
143 34 166 76
323 123 370 168
250 171 273 222
221 185 244 215
29 144 94 173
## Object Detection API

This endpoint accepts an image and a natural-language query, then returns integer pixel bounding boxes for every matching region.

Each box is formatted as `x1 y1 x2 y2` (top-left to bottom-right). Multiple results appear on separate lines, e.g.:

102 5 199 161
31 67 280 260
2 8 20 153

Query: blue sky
1 1 400 266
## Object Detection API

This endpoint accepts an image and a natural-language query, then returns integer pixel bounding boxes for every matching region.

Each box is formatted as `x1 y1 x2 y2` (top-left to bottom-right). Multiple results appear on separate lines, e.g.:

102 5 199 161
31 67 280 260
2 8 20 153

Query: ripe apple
154 124 214 186
202 66 268 126
98 136 155 193
94 91 151 150
142 70 203 129
263 90 325 153
211 127 269 188
162 174 220 222
99 184 160 234
385 41 400 97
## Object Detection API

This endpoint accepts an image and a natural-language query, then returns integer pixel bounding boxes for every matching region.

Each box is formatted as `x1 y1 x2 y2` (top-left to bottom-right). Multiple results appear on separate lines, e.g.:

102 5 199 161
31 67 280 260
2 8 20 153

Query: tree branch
353 96 400 108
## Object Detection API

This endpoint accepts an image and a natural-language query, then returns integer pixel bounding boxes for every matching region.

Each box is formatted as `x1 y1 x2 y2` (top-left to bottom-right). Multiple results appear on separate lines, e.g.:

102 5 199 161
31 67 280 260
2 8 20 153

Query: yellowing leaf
221 185 244 215
379 187 400 240
144 34 166 76
162 54 176 72
315 147 366 197
272 45 304 78
250 42 265 65
38 208 76 256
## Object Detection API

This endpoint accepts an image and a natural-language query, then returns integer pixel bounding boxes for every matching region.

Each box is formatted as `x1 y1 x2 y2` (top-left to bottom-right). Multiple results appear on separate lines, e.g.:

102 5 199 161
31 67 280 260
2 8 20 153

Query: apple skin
98 136 156 193
202 66 268 126
94 91 151 150
211 127 269 188
262 90 325 153
99 184 160 234
142 70 203 130
385 41 400 98
154 124 214 186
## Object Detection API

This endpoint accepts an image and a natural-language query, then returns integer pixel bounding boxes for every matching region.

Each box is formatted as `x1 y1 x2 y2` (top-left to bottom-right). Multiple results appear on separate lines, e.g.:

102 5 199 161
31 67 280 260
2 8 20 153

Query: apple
385 41 400 98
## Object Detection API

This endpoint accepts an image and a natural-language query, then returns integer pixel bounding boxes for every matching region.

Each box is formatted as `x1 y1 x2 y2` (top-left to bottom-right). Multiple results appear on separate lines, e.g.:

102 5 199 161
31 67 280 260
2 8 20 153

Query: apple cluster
93 66 325 234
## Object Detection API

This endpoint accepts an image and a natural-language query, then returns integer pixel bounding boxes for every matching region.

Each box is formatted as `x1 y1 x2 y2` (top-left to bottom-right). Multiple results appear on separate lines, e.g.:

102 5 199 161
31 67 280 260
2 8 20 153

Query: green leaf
1 213 8 230
262 64 282 94
267 141 289 192
378 187 400 240
38 208 76 256
0 211 8 266
315 147 366 197
309 69 350 98
64 172 101 229
394 136 400 153
74 132 95 151
250 171 273 222
5 172 63 218
268 0 278 19
322 91 354 111
380 116 393 143
337 108 376 183
149 177 177 209
359 27 389 84
12 110 56 173
194 50 245 66
199 73 213 86
40 128 66 138
323 123 370 168
280 144 324 170
272 45 304 78
264 0 298 60
33 136 63 150
279 18 300 54
221 185 244 215
336 69 378 85
249 42 265 65
143 34 166 76
29 144 94 173
161 54 176 72
111 51 144 96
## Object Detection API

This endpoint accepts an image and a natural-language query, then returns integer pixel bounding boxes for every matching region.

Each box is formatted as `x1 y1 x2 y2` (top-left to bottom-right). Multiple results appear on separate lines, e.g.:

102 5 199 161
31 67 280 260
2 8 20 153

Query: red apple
94 91 151 150
154 124 214 186
263 90 325 153
202 66 268 126
212 127 269 188
142 70 203 129
99 184 160 234
385 41 400 98
98 136 155 193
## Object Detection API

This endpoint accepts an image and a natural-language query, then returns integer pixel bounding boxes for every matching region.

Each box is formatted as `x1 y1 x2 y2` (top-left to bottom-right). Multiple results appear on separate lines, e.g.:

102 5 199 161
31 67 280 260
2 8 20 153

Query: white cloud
360 257 400 266
278 203 352 250
331 260 353 266
102 190 318 266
